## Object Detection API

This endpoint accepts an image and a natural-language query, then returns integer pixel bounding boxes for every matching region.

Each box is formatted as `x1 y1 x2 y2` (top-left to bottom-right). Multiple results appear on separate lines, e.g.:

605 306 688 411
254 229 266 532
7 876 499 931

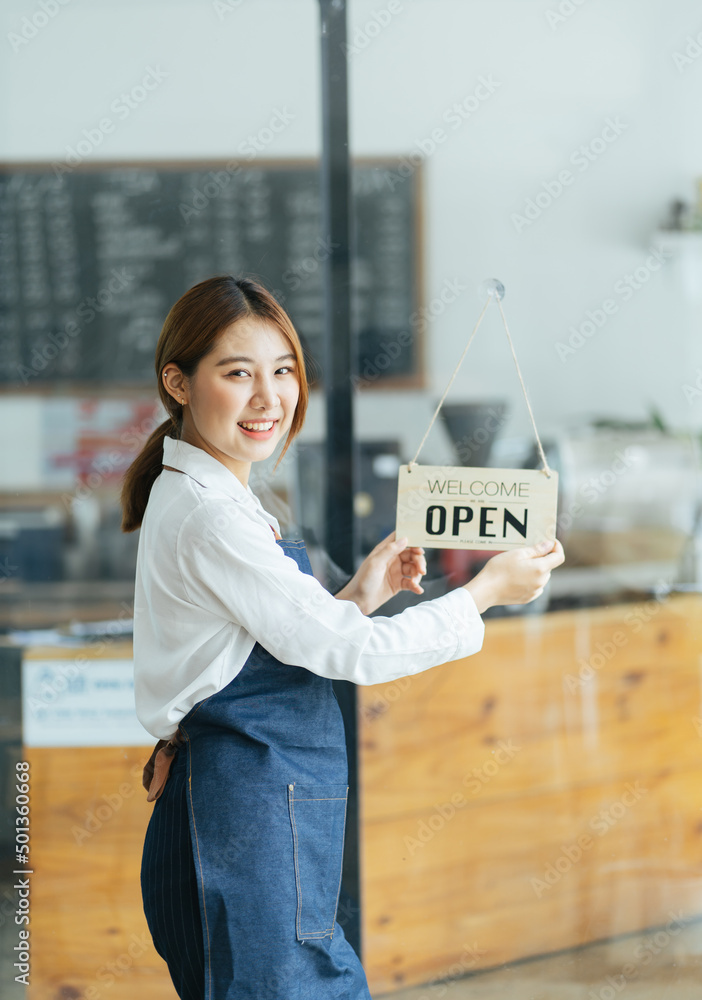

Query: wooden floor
379 917 702 999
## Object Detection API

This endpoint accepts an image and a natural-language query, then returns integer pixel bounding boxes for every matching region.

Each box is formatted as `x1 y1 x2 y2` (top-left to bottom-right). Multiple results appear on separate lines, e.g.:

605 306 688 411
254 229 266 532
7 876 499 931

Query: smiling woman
161 315 302 487
120 275 309 531
120 273 559 1000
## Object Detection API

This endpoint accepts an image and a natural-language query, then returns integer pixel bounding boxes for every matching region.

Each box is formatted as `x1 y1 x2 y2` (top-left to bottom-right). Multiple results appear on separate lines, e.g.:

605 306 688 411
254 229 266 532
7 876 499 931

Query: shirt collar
162 436 258 507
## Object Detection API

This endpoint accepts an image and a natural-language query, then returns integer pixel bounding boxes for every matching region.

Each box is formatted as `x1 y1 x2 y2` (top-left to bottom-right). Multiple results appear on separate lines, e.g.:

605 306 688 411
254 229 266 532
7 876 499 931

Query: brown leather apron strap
143 728 187 802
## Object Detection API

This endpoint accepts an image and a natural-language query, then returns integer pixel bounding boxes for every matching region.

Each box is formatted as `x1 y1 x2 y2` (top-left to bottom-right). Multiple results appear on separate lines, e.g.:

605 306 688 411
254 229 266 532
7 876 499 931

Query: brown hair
120 275 310 532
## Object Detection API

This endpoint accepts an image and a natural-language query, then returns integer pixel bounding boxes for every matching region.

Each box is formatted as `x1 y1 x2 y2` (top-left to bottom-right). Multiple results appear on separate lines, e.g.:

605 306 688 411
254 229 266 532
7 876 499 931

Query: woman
121 275 564 1000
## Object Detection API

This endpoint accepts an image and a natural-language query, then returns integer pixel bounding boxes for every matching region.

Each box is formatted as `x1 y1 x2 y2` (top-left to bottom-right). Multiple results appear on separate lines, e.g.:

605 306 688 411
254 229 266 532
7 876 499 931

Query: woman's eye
225 366 295 378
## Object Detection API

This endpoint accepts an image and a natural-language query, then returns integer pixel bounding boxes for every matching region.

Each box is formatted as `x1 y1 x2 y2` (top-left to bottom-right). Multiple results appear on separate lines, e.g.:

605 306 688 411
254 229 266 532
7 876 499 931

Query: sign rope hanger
396 279 559 551
408 279 552 478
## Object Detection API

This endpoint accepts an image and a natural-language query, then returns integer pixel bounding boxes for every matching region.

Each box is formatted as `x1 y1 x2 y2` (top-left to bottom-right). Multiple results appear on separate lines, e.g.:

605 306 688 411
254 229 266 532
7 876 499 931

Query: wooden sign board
395 464 559 551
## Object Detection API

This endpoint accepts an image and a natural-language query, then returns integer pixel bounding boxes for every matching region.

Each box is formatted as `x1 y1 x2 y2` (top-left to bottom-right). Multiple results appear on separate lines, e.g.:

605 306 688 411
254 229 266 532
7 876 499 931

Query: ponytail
121 418 179 532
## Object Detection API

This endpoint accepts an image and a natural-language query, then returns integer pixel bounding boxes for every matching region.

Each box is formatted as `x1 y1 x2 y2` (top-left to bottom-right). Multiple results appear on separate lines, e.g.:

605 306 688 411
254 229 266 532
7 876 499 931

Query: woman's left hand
334 532 427 615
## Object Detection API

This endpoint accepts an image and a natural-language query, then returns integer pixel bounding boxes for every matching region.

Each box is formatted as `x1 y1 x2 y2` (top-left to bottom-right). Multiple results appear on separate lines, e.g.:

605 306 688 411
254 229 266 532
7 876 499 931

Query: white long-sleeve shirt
133 436 485 738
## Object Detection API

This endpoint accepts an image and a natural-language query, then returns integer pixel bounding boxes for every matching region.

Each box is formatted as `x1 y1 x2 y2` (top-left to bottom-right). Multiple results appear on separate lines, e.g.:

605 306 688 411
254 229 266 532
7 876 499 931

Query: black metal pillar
318 0 361 958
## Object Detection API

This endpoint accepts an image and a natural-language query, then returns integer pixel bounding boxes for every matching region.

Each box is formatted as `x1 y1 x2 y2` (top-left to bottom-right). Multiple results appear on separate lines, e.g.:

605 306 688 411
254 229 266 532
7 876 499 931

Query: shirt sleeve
176 499 485 686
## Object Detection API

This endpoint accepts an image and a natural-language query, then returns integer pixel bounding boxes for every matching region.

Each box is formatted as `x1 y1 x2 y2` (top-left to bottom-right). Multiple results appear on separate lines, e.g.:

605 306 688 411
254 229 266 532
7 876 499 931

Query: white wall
2 0 701 475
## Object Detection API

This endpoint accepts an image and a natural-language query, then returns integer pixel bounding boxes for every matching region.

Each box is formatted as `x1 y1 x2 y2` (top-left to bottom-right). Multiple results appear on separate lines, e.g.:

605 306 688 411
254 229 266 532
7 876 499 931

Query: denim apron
140 538 371 1000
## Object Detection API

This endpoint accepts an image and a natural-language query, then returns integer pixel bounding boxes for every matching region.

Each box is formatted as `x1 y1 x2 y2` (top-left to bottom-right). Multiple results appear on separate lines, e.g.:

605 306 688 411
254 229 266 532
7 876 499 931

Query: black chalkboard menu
0 159 421 387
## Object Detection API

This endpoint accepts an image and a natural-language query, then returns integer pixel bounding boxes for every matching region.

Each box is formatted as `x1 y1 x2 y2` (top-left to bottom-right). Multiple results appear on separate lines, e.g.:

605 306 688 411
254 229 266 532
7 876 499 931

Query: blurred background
1 1 702 997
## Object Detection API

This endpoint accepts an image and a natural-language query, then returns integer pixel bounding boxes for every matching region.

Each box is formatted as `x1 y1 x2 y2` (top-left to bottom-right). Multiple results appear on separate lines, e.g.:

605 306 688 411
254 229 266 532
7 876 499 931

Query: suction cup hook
480 278 505 301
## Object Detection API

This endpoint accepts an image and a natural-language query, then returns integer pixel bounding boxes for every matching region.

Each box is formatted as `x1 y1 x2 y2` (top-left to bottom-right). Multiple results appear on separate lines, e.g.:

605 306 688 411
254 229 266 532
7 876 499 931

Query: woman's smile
237 418 279 440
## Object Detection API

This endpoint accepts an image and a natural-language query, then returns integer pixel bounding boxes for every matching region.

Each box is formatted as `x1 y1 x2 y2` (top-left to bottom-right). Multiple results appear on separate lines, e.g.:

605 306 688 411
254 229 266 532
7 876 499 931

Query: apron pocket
287 783 349 941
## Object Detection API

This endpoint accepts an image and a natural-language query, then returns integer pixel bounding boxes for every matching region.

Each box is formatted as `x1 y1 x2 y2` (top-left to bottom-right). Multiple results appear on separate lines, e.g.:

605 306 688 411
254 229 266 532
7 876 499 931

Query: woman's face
172 317 301 486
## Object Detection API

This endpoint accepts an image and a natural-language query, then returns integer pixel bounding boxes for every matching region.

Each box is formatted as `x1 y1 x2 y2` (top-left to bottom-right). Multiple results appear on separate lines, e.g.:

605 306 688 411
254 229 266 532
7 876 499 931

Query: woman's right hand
463 540 565 614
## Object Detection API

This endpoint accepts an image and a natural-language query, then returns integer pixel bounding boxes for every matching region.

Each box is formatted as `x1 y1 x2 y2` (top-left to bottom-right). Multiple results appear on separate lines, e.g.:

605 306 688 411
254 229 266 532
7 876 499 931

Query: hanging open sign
396 464 559 551
396 280 559 552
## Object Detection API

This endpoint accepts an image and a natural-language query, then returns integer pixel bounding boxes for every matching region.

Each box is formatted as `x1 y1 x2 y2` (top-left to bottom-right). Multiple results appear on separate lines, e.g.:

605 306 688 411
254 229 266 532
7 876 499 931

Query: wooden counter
20 641 165 999
18 594 702 997
357 593 702 993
